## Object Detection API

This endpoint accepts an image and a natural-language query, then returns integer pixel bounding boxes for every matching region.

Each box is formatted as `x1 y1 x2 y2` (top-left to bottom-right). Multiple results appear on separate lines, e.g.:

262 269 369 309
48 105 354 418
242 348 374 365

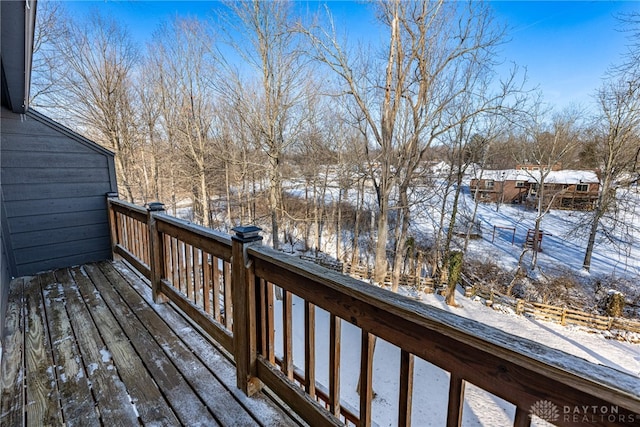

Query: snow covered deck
0 261 298 426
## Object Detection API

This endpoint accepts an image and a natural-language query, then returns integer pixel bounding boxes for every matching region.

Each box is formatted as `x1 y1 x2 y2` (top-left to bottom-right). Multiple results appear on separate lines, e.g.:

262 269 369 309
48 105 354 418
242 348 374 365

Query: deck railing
106 195 640 427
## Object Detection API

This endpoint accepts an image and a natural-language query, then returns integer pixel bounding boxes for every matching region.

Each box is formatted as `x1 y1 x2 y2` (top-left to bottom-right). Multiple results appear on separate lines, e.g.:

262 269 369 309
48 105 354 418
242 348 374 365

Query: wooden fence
107 196 640 427
301 256 640 338
300 256 436 291
462 275 640 337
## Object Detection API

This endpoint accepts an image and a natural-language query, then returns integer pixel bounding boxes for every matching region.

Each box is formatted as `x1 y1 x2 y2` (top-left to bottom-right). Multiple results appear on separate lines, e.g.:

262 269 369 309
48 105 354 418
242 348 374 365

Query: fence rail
464 277 640 336
107 196 640 427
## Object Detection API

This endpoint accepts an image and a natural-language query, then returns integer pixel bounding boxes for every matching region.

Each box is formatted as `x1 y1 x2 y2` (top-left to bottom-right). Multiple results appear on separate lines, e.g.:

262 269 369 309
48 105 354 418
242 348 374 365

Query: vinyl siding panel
16 248 113 276
4 196 106 217
2 167 111 185
1 106 117 276
2 151 110 169
11 223 110 250
8 209 107 234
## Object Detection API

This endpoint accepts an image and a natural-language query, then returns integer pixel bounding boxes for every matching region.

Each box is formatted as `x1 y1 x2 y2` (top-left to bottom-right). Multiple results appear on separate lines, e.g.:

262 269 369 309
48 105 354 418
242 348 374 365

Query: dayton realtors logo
530 400 637 424
529 400 560 422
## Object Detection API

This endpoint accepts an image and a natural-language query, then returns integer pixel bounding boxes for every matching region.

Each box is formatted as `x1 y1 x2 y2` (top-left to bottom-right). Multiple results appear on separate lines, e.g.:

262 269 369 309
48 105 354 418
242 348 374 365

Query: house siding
0 106 117 276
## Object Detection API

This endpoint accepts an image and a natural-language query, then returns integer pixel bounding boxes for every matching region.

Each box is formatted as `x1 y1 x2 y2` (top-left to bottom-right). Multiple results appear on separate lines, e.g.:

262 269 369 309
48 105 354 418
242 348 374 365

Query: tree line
32 0 640 305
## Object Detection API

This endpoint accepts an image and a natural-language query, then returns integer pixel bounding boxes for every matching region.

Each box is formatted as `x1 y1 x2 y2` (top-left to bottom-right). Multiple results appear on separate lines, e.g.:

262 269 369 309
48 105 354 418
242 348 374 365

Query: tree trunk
336 187 343 260
269 154 280 250
445 251 463 306
374 206 389 284
351 179 364 267
582 211 601 271
391 184 410 292
199 168 211 228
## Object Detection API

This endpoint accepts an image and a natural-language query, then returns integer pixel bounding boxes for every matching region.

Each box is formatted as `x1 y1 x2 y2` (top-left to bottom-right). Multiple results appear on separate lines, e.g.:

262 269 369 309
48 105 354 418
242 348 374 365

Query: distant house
469 166 600 211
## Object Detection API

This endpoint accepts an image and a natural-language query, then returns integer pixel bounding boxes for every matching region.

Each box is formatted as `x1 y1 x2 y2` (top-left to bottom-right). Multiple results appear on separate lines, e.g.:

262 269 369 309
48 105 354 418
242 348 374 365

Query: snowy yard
272 286 639 426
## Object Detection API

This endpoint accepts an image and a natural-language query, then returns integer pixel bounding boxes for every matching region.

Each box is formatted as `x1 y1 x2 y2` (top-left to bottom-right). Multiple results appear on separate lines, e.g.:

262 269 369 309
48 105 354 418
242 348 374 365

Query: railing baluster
179 240 187 294
283 289 294 380
213 257 221 321
194 248 202 306
305 301 316 398
329 314 341 418
186 243 194 301
359 331 374 427
124 215 130 254
171 237 179 289
224 261 232 330
133 217 139 259
163 234 171 282
259 279 268 358
203 252 211 314
199 248 205 306
513 407 531 427
267 281 275 363
446 372 465 427
398 350 414 427
144 219 151 265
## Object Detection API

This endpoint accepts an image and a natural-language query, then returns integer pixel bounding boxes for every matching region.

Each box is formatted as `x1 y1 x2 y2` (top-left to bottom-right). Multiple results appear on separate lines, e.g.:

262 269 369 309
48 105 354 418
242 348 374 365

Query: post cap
232 225 263 243
148 202 165 212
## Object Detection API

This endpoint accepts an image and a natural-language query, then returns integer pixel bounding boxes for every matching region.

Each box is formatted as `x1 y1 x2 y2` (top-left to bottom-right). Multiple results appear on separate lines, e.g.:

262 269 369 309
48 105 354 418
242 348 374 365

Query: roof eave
1 0 38 114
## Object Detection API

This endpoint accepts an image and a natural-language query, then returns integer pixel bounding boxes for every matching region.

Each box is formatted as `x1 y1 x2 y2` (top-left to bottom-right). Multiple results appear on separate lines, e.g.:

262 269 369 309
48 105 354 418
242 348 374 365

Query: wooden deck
1 260 300 426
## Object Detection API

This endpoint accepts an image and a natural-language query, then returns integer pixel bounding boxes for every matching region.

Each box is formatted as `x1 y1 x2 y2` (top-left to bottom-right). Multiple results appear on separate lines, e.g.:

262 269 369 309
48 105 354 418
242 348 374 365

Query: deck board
112 261 298 427
40 271 99 426
1 261 299 426
55 268 140 425
99 262 260 427
83 263 219 426
0 278 24 426
72 265 180 425
24 275 63 426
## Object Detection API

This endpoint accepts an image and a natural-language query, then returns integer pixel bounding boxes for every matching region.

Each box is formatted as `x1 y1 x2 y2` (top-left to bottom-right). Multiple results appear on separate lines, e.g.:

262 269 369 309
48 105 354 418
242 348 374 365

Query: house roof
474 168 599 184
1 0 38 113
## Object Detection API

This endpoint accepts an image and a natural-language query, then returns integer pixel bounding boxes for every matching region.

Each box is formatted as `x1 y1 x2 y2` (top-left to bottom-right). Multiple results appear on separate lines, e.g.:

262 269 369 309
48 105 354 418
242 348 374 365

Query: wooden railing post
232 225 263 396
148 202 167 304
106 192 120 260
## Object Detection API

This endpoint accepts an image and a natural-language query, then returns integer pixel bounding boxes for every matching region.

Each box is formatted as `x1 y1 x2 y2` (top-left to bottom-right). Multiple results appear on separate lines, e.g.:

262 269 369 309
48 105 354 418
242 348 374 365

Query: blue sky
62 1 638 112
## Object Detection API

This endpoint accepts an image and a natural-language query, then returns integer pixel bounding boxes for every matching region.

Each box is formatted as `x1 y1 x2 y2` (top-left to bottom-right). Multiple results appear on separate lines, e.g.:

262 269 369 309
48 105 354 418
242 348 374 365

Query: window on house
577 184 588 192
532 167 540 171
485 180 494 189
515 181 525 188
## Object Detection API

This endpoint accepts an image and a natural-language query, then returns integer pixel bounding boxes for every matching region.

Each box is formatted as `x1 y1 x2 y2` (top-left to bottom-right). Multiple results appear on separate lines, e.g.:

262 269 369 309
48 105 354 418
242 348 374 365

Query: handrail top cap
147 202 165 211
232 225 262 242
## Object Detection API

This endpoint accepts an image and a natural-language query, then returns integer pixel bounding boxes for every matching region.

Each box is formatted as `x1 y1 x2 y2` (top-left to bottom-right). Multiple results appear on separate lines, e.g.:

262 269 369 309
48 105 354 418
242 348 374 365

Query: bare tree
221 0 310 250
53 12 140 201
147 18 218 226
30 0 70 111
518 109 583 268
581 13 640 271
307 1 522 291
583 77 640 271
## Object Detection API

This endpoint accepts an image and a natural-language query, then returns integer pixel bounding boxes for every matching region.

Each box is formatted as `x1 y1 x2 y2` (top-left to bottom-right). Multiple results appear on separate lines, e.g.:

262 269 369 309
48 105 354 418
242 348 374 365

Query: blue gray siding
1 106 117 276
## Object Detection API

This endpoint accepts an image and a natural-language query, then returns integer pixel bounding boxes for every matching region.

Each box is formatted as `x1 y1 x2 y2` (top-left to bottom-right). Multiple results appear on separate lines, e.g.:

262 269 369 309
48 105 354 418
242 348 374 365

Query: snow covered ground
272 286 640 426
